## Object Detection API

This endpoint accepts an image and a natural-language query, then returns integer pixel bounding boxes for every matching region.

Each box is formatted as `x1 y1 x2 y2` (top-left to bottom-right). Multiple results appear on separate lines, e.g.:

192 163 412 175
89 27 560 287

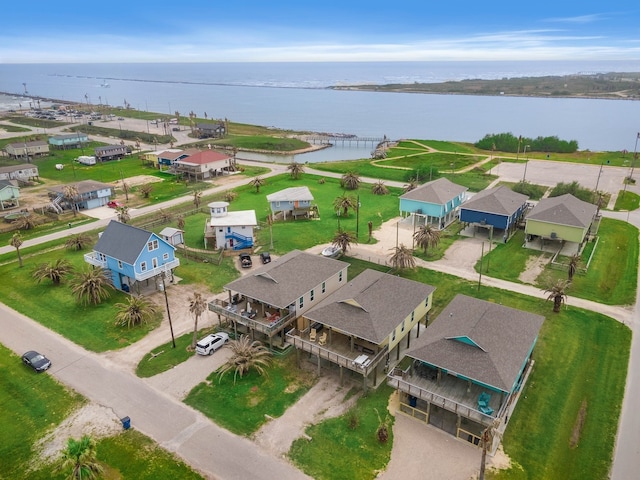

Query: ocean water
1 61 639 154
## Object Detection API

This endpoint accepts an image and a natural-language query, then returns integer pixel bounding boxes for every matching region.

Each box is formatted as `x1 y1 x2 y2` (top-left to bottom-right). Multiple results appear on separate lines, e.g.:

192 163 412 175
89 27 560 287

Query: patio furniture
310 328 317 342
478 392 491 408
318 332 327 346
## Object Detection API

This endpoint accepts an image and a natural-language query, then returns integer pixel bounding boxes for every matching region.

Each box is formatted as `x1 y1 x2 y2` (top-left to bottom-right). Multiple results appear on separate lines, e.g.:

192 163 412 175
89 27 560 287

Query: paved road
0 302 309 480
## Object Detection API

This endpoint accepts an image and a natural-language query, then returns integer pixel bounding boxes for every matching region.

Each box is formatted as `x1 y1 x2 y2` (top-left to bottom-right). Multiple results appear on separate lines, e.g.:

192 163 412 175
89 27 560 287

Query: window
163 253 169 261
310 289 315 302
425 297 429 307
299 296 304 309
147 239 159 251
411 311 415 322
140 261 147 272
402 319 405 332
392 329 396 342
339 271 343 282
322 282 326 294
117 260 123 269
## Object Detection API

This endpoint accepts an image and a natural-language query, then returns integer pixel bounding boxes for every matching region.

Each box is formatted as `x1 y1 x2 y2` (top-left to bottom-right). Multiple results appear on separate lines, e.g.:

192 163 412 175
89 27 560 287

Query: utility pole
160 270 176 348
478 242 484 291
629 132 640 181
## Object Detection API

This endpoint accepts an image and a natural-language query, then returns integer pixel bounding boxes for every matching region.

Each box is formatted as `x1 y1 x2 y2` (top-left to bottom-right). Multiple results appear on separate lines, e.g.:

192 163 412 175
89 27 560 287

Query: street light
356 195 361 238
159 269 176 348
522 145 531 182
629 132 640 181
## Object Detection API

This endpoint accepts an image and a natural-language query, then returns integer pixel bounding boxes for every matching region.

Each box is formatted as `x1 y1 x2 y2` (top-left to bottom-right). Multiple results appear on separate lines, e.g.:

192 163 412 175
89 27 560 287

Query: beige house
173 150 232 180
525 194 598 248
5 140 49 159
0 164 39 182
208 250 349 349
288 269 435 389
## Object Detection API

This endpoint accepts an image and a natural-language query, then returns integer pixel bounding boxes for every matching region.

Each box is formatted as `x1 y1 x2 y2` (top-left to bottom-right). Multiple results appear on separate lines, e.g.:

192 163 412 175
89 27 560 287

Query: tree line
475 133 579 154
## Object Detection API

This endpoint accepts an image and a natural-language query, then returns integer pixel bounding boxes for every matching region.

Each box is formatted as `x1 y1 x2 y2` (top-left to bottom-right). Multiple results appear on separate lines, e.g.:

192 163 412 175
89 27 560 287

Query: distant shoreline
330 72 640 101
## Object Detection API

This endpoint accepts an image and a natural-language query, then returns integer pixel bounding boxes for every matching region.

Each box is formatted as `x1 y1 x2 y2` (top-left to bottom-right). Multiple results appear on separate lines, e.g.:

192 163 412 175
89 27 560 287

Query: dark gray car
22 351 52 372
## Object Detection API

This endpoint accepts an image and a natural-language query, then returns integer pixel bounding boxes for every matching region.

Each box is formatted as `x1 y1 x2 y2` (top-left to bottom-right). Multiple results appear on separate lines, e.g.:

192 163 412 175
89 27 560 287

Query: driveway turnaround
0 302 309 480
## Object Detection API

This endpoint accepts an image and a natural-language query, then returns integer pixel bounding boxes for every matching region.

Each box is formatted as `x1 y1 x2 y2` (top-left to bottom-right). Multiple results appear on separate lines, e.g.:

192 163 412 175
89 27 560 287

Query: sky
2 1 639 63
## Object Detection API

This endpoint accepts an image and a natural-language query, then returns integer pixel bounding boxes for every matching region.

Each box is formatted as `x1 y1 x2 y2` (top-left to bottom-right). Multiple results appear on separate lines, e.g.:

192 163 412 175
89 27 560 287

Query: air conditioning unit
550 232 557 239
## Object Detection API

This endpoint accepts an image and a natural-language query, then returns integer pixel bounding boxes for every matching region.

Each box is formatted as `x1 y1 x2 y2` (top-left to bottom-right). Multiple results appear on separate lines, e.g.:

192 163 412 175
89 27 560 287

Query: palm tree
189 292 207 349
62 185 80 217
371 180 389 195
332 229 358 254
389 244 416 271
70 267 114 306
287 161 305 179
193 189 203 209
413 224 441 255
10 233 23 267
115 205 130 223
568 254 581 281
403 178 419 193
114 295 158 328
223 190 238 202
138 184 153 198
340 171 361 190
250 176 265 193
176 215 185 231
58 435 103 480
544 280 570 313
218 335 272 385
32 259 73 286
65 233 92 251
17 214 36 231
333 194 357 217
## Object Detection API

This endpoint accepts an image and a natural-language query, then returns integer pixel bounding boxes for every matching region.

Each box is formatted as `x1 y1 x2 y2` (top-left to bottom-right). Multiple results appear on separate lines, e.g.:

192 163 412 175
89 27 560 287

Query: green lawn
413 220 465 261
0 248 160 352
289 385 394 480
0 344 84 479
613 190 640 211
477 219 638 305
184 352 315 436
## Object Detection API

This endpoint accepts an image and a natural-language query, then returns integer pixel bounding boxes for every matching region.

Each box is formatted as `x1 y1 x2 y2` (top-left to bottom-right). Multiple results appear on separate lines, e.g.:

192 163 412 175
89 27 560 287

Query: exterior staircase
48 194 63 214
226 231 253 250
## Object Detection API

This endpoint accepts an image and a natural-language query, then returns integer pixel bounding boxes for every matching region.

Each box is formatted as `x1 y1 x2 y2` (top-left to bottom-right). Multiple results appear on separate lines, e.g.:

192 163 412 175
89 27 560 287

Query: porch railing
386 367 497 424
208 298 295 335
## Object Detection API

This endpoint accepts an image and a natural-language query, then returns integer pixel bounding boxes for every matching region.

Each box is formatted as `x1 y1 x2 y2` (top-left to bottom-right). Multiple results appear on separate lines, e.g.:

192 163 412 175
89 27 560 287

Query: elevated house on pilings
208 250 349 350
387 294 544 452
287 269 435 390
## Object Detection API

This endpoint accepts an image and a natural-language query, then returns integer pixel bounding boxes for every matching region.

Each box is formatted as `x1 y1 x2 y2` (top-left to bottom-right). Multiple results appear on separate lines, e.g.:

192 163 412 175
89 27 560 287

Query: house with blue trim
49 133 89 149
459 186 529 241
399 178 467 229
0 180 20 210
387 294 544 452
205 201 257 250
48 180 113 212
84 221 180 292
266 186 315 220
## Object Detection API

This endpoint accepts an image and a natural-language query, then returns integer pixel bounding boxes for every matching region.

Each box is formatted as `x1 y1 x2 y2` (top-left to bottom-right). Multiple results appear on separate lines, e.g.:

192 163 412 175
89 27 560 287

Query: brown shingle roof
49 180 113 195
526 194 597 228
406 294 544 393
304 269 435 344
461 185 528 216
224 250 348 309
400 177 467 205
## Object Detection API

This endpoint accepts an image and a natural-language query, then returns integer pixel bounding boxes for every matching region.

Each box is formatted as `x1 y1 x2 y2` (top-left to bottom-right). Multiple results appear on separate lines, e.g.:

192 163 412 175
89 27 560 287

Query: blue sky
2 1 639 63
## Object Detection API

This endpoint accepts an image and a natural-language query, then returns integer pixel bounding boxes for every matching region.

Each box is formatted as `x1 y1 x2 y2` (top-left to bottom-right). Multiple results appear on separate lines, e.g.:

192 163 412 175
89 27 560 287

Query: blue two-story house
459 186 529 241
84 221 180 292
399 178 467 229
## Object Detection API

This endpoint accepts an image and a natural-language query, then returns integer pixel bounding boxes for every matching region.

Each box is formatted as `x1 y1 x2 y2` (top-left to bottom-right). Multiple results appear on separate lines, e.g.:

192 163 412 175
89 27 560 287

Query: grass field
184 352 315 436
477 219 638 306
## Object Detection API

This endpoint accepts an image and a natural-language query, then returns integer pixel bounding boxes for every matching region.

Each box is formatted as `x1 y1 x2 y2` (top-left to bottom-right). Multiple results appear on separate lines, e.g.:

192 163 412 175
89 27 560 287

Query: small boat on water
321 245 342 258
100 79 110 88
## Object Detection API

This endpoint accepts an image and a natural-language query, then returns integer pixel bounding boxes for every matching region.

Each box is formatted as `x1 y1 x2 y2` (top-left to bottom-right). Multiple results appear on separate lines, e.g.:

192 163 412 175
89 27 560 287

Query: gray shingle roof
266 186 314 202
224 250 349 309
526 194 597 228
49 180 113 195
304 269 435 344
400 178 467 205
461 185 528 216
406 294 544 393
94 221 157 264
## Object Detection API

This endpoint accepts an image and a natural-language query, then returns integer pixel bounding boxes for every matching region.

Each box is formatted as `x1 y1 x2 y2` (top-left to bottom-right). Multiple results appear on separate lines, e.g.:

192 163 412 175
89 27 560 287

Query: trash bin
121 416 131 430
409 396 417 407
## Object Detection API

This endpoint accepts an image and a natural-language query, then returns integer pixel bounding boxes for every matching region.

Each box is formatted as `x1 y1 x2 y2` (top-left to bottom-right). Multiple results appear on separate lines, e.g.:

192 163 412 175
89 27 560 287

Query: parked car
172 127 180 131
239 253 252 268
260 251 271 264
21 350 52 372
195 332 230 355
107 200 124 208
